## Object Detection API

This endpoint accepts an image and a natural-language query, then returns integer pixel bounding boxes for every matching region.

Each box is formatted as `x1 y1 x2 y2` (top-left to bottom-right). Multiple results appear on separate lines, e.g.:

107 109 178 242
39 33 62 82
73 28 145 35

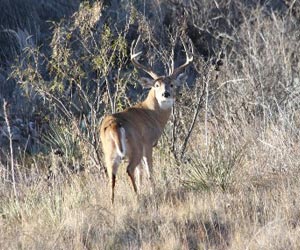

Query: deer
100 36 193 203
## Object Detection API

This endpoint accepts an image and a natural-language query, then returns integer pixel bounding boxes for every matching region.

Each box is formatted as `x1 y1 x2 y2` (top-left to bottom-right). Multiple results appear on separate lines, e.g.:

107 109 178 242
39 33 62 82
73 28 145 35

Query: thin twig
3 100 17 198
180 82 206 160
204 71 211 148
171 105 178 162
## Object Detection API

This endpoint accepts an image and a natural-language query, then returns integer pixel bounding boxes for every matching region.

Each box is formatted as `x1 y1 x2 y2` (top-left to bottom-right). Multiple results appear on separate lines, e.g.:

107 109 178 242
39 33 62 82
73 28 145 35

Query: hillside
1 0 300 249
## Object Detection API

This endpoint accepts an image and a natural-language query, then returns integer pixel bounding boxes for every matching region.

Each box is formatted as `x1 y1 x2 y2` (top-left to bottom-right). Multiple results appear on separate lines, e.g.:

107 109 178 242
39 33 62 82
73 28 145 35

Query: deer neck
141 88 172 128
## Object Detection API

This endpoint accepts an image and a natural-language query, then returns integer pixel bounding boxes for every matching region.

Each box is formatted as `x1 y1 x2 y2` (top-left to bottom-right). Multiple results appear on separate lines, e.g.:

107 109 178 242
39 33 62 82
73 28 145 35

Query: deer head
130 36 194 110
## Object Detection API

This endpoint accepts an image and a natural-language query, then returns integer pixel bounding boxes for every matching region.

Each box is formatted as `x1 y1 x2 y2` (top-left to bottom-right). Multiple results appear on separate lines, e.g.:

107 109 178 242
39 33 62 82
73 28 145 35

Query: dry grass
0 178 299 250
1 121 300 249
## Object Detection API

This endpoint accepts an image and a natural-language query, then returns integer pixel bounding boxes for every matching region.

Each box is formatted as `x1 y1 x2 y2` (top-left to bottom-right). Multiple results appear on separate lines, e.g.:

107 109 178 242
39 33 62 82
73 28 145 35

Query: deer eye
170 84 174 88
155 83 160 88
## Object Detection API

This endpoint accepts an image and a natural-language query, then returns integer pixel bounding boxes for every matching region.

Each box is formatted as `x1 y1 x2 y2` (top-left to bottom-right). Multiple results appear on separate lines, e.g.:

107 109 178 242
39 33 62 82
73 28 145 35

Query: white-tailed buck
100 36 193 203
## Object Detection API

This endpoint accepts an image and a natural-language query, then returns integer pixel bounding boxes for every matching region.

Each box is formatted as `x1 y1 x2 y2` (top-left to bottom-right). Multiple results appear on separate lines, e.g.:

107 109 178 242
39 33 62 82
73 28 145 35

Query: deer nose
162 92 170 98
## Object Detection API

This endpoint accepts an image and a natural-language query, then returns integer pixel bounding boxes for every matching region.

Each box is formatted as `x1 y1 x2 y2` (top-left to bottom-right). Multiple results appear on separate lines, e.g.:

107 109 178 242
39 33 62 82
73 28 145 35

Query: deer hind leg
126 157 142 195
134 161 150 193
142 156 152 181
142 146 155 193
104 149 122 204
142 147 154 182
134 165 141 192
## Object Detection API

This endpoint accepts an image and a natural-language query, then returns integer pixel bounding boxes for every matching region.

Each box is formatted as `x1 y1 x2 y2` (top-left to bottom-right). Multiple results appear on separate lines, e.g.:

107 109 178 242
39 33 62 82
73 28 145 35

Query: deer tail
109 123 126 158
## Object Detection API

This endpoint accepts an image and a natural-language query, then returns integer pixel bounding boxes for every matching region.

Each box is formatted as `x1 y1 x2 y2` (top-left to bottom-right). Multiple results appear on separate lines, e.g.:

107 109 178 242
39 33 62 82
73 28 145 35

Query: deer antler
169 38 194 78
130 36 159 80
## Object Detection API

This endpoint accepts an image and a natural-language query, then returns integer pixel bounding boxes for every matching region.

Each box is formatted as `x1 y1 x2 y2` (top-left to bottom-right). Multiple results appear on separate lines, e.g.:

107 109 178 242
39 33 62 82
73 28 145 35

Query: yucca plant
183 137 247 192
43 122 83 173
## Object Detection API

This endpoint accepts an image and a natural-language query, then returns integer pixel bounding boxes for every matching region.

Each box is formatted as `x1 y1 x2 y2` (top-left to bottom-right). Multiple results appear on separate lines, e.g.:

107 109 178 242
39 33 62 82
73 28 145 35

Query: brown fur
100 87 173 203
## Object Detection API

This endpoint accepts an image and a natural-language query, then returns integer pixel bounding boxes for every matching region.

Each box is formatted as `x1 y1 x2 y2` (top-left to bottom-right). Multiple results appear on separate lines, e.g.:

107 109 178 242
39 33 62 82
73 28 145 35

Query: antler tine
170 37 194 78
130 35 159 80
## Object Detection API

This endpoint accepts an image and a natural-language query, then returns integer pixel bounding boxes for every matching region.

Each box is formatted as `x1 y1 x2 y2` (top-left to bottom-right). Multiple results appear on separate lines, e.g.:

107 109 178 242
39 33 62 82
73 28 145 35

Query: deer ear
139 77 154 88
175 73 188 86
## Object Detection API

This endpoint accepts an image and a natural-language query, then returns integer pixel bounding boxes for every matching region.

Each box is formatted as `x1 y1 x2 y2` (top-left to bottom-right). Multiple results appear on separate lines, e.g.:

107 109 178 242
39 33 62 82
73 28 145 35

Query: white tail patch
119 127 126 158
110 127 126 158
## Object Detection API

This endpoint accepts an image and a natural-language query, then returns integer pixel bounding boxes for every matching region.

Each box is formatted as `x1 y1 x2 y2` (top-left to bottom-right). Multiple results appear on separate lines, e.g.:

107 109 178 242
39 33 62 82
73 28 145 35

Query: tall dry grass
1 152 300 249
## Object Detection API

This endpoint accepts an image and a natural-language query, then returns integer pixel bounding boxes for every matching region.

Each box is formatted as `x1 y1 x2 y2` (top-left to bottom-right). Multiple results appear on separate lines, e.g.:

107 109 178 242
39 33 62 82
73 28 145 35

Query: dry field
1 1 300 249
